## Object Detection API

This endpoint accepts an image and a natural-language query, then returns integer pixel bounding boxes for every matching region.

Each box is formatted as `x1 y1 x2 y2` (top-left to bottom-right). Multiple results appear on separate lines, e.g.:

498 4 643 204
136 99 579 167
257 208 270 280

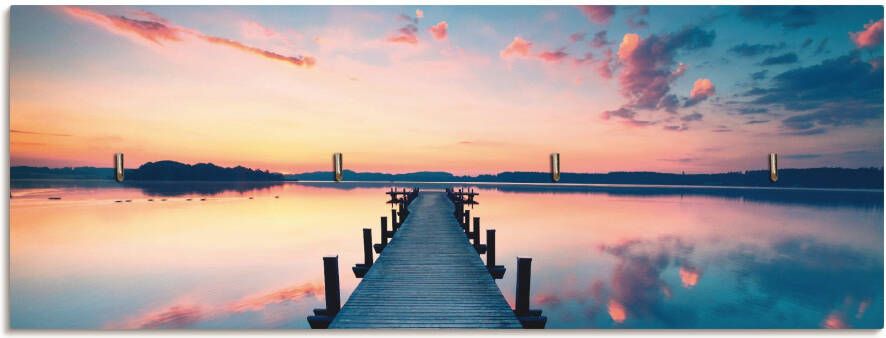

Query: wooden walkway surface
329 191 521 328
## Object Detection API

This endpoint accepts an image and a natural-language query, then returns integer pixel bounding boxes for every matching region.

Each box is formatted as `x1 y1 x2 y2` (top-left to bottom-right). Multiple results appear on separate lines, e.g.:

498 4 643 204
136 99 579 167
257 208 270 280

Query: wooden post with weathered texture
391 209 399 232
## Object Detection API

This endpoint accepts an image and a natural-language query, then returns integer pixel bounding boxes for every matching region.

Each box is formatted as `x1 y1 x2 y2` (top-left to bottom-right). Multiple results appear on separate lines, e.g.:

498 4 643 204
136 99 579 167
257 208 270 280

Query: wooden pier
308 188 545 329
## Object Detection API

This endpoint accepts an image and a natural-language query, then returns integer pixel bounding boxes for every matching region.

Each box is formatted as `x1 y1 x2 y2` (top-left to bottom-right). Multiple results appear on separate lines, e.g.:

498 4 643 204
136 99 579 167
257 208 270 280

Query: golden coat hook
114 153 124 183
333 153 343 182
768 153 778 183
550 153 560 183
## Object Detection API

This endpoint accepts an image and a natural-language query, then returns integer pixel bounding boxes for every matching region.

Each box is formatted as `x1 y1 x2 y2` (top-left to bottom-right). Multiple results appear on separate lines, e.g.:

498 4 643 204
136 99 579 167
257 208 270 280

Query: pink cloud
61 6 315 68
601 27 715 124
415 9 424 19
569 32 586 43
387 12 421 45
849 19 883 49
110 303 207 329
108 282 323 329
538 48 569 63
226 282 323 313
578 5 616 25
429 21 448 41
62 6 181 45
500 36 533 58
240 20 283 40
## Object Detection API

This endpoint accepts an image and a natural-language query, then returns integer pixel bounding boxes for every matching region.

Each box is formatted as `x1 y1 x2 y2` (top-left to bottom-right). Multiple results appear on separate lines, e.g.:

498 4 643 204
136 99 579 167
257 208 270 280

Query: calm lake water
9 180 884 329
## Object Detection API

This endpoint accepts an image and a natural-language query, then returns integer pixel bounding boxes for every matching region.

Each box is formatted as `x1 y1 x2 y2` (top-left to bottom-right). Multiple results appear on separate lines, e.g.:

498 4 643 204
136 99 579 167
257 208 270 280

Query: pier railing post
391 209 399 232
363 228 373 266
463 209 471 233
514 257 546 328
308 256 340 328
486 229 505 279
515 257 531 316
487 229 496 270
374 217 388 254
381 217 389 242
325 256 341 315
472 216 483 253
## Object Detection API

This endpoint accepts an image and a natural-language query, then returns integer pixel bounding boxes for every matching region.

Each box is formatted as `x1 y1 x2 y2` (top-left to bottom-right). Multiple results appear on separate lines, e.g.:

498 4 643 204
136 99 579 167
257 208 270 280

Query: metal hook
114 153 124 183
550 153 560 183
333 153 343 182
768 153 778 183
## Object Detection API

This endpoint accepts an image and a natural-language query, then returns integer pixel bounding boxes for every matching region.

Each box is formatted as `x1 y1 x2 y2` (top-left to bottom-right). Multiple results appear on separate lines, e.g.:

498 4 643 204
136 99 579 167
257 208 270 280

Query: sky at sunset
9 5 885 175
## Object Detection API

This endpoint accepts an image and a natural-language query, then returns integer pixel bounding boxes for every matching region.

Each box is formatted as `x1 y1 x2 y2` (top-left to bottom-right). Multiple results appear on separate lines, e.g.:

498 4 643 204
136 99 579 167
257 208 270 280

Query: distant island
10 162 883 189
11 161 284 181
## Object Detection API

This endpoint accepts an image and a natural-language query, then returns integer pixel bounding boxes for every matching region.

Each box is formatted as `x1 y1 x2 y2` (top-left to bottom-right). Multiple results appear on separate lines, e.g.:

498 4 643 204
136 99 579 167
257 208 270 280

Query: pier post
515 257 531 316
374 217 388 254
487 229 496 270
472 216 481 249
514 257 546 328
463 210 471 233
308 256 340 328
391 209 399 232
363 228 373 266
325 256 341 315
485 229 505 278
354 229 373 277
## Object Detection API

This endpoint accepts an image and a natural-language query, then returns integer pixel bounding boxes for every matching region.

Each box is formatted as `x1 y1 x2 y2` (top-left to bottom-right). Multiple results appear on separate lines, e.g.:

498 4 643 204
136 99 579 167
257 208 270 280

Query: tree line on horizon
9 160 884 189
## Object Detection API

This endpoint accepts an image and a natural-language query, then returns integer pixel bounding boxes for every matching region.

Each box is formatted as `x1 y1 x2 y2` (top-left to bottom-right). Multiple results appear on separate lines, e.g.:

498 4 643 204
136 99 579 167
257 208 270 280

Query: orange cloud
823 312 847 329
617 33 640 60
429 21 448 41
689 78 715 100
61 6 315 68
500 36 533 58
678 266 701 288
850 19 884 49
607 300 627 323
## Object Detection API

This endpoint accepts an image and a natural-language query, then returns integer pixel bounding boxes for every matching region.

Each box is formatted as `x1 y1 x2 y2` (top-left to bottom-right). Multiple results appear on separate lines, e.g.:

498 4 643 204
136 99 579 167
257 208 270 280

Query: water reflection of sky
9 181 884 329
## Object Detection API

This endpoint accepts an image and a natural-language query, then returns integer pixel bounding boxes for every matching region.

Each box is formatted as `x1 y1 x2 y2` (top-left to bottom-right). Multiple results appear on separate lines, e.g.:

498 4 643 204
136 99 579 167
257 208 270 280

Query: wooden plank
330 191 521 329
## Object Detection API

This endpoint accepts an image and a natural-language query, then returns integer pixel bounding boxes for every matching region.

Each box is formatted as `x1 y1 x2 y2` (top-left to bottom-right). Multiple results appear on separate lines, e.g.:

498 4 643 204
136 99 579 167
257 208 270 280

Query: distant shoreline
9 178 884 193
10 163 884 190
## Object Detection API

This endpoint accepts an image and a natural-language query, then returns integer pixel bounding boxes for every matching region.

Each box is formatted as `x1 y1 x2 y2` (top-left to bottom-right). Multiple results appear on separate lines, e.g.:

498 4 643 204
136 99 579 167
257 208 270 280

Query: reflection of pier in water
307 189 546 329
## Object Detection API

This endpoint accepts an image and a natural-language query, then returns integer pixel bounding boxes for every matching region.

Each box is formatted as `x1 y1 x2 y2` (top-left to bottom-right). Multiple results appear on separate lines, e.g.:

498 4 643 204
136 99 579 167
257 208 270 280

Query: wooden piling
514 257 546 329
363 228 373 266
307 256 341 329
472 216 481 252
463 209 471 233
486 229 505 279
325 256 341 314
515 257 531 316
374 217 388 254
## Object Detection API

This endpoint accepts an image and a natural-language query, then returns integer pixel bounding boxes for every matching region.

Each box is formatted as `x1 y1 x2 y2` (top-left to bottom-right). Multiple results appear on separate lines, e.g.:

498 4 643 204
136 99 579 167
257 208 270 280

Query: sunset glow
10 6 883 174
